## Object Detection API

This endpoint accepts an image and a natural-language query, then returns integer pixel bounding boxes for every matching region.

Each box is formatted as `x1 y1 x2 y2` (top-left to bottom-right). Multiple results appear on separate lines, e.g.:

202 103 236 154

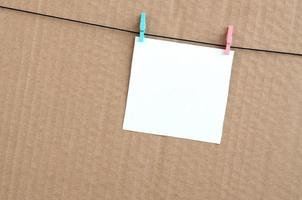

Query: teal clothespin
139 12 146 42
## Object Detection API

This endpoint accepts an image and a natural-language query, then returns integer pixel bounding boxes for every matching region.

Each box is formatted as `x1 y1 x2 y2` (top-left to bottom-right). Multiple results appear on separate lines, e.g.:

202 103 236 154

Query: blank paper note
123 37 235 144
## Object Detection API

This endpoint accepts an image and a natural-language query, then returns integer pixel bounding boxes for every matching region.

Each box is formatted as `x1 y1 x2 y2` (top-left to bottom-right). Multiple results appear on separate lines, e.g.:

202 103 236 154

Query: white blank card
123 37 234 144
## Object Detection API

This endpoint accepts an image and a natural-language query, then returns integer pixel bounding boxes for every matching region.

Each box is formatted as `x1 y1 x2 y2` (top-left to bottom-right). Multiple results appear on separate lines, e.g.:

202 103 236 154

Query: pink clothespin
224 25 233 55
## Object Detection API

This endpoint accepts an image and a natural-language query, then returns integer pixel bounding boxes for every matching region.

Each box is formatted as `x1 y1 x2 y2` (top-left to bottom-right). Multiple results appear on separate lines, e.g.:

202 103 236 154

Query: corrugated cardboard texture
0 5 302 200
0 0 302 54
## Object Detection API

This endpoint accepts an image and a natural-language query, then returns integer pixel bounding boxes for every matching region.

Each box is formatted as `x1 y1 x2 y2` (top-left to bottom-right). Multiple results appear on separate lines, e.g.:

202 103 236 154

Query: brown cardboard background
0 8 302 200
0 0 302 54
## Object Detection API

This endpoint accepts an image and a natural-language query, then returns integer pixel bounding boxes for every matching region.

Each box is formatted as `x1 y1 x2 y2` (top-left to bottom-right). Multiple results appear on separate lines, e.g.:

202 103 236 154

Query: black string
1 5 302 57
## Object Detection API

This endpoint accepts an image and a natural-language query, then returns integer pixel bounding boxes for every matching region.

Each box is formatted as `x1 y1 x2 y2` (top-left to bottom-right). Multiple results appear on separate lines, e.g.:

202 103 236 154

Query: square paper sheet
123 37 234 144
